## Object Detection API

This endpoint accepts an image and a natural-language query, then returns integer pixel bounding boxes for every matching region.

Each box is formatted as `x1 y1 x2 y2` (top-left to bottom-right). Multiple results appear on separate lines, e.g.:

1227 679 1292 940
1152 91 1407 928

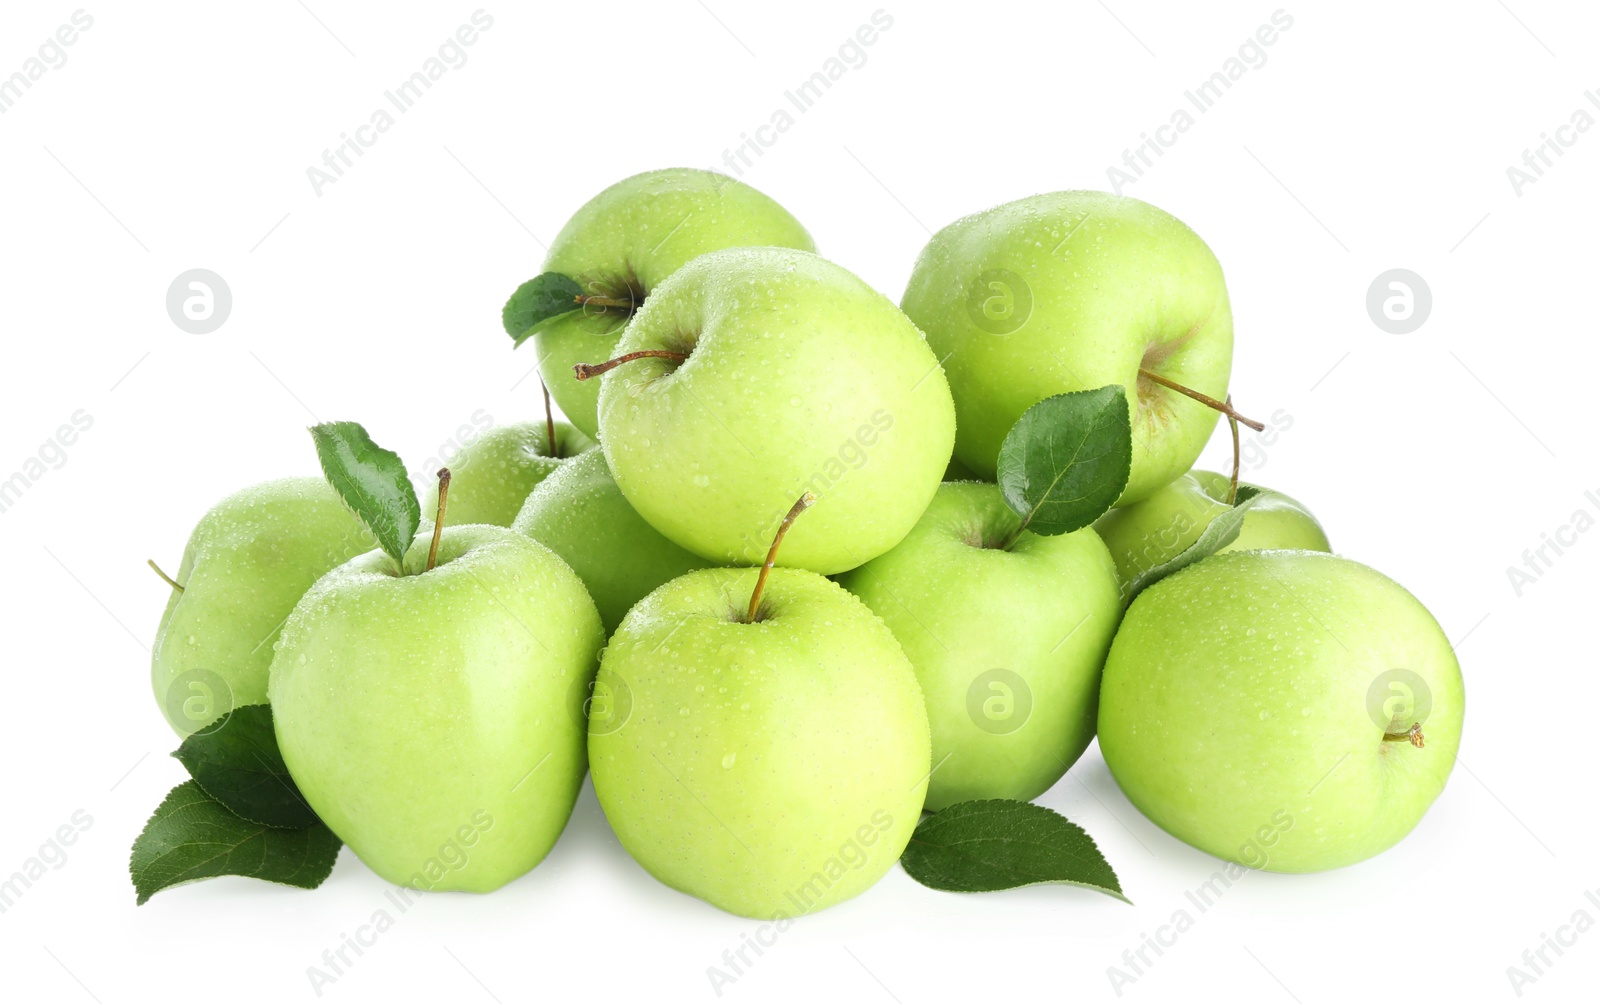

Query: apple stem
425 468 451 573
573 350 689 381
541 377 557 458
1383 722 1425 748
1226 395 1241 505
746 493 817 623
147 559 184 593
575 293 636 311
1139 370 1265 432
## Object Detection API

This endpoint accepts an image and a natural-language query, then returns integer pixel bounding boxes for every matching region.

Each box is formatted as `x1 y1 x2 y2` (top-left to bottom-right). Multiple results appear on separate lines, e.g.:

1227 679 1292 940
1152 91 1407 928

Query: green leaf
309 421 420 569
172 705 319 829
1124 485 1268 603
901 799 1128 902
503 272 584 345
130 781 342 905
997 386 1132 536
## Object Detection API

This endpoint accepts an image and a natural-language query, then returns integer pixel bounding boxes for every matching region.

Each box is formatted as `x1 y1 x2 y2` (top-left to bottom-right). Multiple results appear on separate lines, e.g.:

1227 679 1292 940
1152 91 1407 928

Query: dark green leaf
1124 486 1268 603
503 272 584 345
309 421 419 569
130 781 342 905
172 705 319 829
901 799 1128 902
997 386 1132 535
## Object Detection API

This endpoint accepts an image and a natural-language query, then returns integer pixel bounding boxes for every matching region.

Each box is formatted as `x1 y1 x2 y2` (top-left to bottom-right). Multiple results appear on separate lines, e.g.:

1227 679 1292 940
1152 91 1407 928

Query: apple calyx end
745 493 817 624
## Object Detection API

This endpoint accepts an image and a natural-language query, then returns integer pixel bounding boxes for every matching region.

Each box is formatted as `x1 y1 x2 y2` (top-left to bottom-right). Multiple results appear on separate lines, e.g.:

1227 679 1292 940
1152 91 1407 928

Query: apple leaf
1123 485 1269 603
310 421 420 570
997 386 1132 536
130 781 342 905
503 272 584 346
900 799 1129 902
172 705 319 830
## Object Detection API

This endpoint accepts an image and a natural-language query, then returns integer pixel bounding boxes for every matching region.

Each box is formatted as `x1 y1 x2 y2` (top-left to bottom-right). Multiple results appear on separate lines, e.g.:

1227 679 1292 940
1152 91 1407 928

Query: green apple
151 477 374 735
901 191 1234 504
588 565 931 917
269 525 604 891
531 168 815 438
838 482 1122 810
420 421 594 528
594 247 955 574
1093 470 1331 586
1098 550 1464 872
512 449 712 634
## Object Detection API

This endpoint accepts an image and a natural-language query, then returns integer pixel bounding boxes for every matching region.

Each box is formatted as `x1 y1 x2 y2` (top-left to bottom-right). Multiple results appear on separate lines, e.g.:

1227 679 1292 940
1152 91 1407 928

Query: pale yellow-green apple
421 420 594 528
523 168 815 438
1093 469 1331 586
838 482 1122 810
591 247 955 574
902 191 1236 504
512 449 711 634
1098 550 1464 872
150 477 373 734
269 525 604 891
588 561 930 917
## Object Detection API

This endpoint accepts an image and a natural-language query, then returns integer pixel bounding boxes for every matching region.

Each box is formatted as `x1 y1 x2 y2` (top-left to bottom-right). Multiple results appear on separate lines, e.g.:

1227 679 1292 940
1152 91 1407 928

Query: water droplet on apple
721 752 737 769
678 706 690 717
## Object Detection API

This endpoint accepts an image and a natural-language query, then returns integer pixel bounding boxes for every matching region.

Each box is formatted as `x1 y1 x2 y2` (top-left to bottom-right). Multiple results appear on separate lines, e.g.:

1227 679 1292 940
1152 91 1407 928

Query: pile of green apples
135 169 1464 915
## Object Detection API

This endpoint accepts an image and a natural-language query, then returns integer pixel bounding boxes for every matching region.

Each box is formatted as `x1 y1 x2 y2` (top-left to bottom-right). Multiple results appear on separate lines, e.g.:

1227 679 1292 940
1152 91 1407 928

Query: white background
1 1 1594 1000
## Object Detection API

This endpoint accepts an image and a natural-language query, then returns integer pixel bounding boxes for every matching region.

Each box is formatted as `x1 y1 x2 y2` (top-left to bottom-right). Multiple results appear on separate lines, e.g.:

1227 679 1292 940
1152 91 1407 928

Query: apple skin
151 477 375 735
534 168 815 439
1098 550 1464 872
420 421 594 529
901 191 1233 504
837 482 1123 810
1093 470 1331 586
269 525 604 892
597 247 956 575
512 449 712 634
588 567 930 918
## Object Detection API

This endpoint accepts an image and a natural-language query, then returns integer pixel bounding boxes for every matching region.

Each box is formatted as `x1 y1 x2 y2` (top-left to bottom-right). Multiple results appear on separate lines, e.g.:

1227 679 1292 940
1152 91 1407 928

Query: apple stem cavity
1226 395 1241 505
745 492 817 623
1384 722 1426 748
425 467 451 573
147 559 184 593
541 378 557 458
573 350 690 382
1138 369 1265 432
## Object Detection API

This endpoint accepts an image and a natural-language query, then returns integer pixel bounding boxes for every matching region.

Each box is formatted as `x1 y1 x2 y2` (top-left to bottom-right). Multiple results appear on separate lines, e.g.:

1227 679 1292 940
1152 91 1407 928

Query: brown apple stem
541 378 557 457
1139 370 1265 431
573 350 689 381
147 559 184 593
746 493 817 623
425 468 451 573
1227 395 1241 505
1383 722 1425 748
